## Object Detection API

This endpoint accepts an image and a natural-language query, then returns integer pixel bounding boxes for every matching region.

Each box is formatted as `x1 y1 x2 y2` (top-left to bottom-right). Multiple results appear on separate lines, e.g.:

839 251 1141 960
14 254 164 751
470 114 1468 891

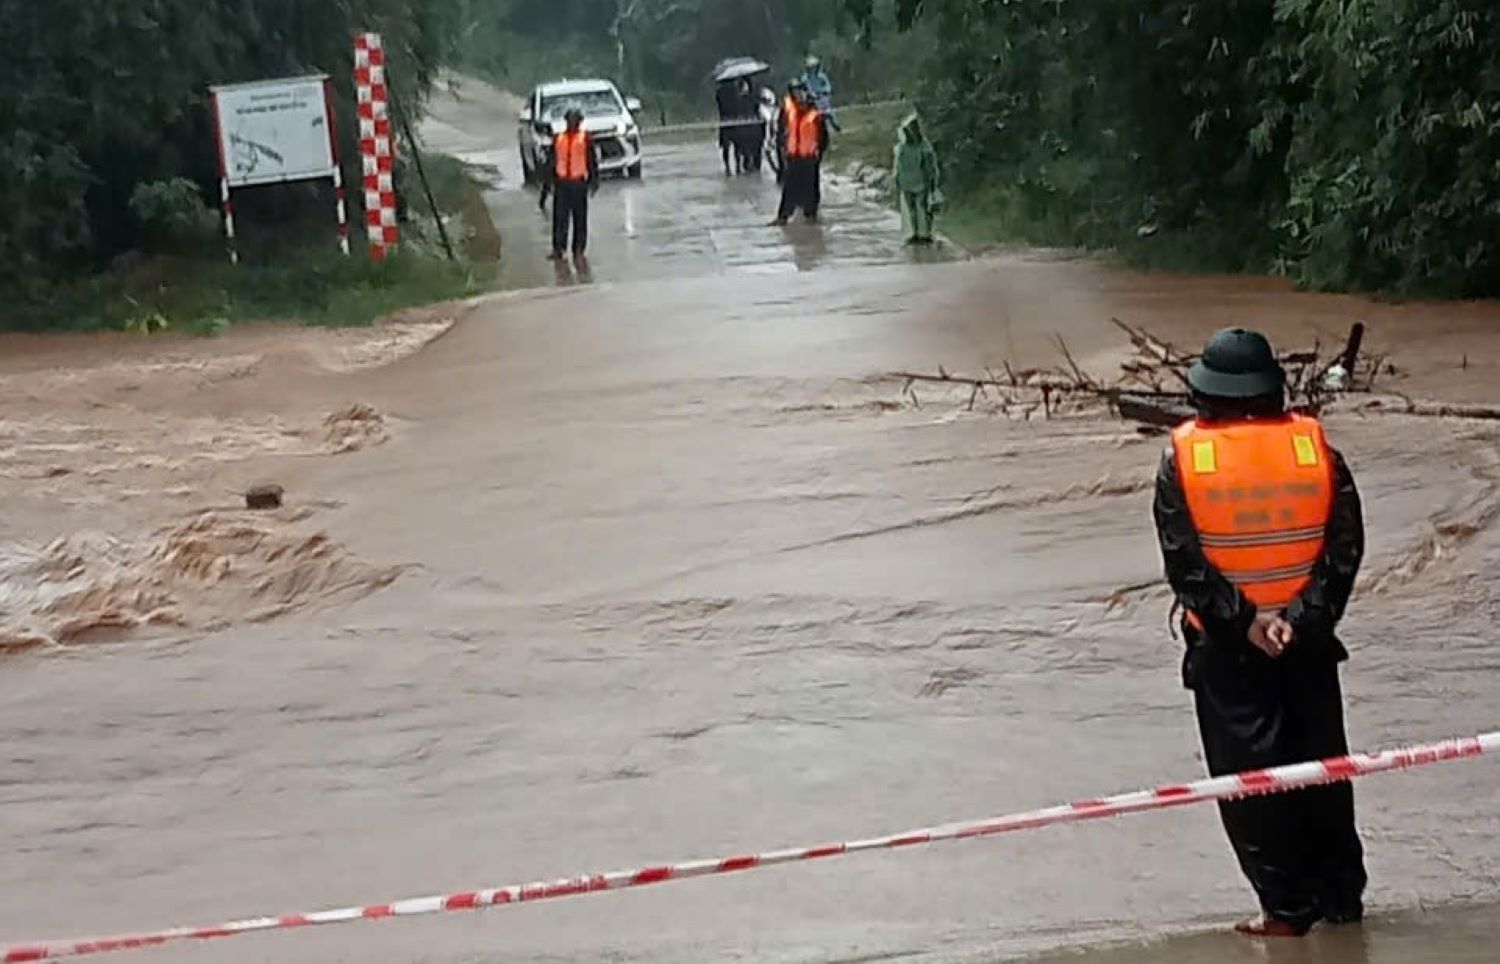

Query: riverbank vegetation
0 0 481 331
847 0 1500 297
453 0 929 124
4 0 1497 320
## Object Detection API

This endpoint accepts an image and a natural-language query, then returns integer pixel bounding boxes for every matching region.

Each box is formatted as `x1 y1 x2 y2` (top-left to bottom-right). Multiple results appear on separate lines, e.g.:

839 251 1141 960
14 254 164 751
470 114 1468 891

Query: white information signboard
211 75 337 188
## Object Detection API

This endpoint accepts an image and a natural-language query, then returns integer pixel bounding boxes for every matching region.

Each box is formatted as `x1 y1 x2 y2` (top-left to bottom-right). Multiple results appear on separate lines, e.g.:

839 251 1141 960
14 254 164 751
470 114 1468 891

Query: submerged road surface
2 78 1499 964
417 78 946 289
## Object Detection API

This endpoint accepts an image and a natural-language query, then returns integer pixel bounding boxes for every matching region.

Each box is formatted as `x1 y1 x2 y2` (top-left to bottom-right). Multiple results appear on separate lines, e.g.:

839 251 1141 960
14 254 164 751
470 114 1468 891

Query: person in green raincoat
892 113 941 244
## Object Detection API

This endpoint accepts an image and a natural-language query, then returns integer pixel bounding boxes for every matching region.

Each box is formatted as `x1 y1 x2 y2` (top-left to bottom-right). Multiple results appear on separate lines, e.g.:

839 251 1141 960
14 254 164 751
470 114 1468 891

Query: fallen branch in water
1115 394 1194 429
1355 396 1500 422
890 370 1192 401
1054 335 1098 391
888 319 1397 429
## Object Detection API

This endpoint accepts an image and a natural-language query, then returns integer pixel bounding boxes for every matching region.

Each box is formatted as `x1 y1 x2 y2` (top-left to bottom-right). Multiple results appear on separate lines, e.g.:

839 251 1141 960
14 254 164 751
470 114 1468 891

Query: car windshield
540 90 620 120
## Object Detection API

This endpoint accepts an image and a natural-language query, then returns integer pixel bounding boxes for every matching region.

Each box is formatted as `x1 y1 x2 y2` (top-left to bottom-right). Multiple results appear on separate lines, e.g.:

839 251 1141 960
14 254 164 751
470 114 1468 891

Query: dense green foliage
455 0 927 120
846 0 1500 295
1267 1 1500 294
0 0 463 293
6 0 1497 303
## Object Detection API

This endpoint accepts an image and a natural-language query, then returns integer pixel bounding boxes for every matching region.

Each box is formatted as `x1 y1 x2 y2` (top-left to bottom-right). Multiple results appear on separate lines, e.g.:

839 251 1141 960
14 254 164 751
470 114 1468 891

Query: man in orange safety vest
1153 327 1367 938
772 83 827 226
540 107 599 263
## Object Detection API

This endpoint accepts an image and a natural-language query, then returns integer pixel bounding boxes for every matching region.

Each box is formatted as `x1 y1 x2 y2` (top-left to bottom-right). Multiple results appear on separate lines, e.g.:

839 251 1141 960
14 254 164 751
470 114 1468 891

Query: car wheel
626 163 642 180
520 147 535 186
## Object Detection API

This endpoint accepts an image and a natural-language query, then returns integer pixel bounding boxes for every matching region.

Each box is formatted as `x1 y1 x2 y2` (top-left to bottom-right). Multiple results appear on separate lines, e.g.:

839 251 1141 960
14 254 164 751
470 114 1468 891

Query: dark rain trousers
1193 654 1367 928
552 181 589 256
778 156 821 220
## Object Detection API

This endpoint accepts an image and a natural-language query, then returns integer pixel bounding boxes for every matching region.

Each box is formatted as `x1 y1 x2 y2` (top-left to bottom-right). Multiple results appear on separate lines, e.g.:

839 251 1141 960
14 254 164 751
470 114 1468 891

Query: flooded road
419 77 946 289
2 77 1500 963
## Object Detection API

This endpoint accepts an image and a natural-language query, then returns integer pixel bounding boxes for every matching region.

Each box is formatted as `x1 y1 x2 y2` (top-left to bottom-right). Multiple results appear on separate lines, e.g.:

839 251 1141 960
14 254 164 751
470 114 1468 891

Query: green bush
129 179 219 253
1 0 463 287
848 0 1500 297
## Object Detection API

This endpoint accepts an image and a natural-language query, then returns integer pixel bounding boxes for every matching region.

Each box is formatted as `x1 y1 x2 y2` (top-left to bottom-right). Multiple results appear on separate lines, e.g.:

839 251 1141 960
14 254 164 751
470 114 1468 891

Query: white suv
519 79 643 183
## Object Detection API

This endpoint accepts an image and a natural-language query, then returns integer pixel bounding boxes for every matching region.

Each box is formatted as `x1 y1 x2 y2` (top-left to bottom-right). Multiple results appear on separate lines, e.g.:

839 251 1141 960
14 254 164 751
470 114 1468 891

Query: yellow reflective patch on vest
1293 434 1319 467
1191 440 1217 474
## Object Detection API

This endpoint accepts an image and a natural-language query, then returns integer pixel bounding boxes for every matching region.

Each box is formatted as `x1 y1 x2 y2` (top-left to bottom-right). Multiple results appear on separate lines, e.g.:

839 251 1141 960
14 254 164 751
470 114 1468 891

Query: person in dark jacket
715 80 742 176
1152 327 1367 938
732 77 764 173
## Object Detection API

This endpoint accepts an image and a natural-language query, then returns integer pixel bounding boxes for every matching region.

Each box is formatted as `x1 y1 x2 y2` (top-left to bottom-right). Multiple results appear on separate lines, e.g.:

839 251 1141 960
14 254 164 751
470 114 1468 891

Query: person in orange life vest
1153 327 1367 938
772 80 801 185
539 107 599 262
772 84 827 226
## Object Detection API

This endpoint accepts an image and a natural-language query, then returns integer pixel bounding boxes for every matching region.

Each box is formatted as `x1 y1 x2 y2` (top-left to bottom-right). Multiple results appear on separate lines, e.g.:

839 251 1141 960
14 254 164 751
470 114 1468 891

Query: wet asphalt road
2 78 1499 964
418 79 951 289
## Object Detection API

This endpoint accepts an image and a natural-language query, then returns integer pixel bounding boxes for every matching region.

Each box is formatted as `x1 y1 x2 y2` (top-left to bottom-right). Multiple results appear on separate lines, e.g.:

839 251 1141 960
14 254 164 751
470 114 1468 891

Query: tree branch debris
887 320 1396 431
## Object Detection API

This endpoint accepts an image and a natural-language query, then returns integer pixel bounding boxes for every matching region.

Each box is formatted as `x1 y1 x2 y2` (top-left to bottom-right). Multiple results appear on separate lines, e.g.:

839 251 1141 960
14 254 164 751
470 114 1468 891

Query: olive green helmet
1187 327 1285 399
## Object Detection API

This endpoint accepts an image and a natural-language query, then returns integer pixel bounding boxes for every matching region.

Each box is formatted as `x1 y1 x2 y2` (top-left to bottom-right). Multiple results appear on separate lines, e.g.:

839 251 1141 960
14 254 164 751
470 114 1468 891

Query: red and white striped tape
354 32 398 260
5 730 1495 962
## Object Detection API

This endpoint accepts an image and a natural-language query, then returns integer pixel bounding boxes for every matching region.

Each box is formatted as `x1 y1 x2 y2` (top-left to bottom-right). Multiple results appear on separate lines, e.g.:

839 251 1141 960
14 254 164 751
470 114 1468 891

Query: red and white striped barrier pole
323 78 351 257
217 178 238 266
4 730 1496 962
354 32 397 261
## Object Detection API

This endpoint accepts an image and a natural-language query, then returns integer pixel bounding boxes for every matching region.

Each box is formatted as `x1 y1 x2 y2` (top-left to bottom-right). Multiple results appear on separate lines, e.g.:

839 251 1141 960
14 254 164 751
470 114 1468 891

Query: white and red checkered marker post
355 32 398 260
2 729 1495 962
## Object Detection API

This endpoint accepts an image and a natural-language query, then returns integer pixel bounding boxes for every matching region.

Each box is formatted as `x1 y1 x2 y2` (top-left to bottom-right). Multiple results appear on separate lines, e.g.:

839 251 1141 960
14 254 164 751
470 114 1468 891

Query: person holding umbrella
715 79 742 176
711 58 770 175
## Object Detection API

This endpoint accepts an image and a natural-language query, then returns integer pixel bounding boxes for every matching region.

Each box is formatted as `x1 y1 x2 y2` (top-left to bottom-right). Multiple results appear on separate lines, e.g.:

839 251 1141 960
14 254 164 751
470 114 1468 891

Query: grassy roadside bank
829 105 1054 256
829 106 1267 273
1 154 502 335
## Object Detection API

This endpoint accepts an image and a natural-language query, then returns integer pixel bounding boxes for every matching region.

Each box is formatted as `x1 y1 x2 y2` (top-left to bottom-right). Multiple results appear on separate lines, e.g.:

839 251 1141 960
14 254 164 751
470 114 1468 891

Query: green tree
848 0 1500 295
1266 0 1500 294
455 0 913 120
0 0 463 291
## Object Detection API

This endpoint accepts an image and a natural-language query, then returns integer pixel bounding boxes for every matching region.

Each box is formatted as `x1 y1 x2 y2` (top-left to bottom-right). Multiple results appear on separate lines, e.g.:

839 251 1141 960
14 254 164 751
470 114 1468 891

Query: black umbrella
712 57 770 83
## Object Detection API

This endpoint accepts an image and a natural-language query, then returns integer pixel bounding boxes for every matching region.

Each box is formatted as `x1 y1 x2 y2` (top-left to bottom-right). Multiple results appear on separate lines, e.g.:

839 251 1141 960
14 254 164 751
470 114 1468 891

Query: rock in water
245 484 285 510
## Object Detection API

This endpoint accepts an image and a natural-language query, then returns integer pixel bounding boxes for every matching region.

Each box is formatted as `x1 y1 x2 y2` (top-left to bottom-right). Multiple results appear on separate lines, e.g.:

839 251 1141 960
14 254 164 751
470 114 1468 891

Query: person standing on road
733 77 764 173
1152 327 1368 938
540 107 599 264
773 80 802 185
773 85 827 226
799 54 838 131
892 113 940 244
715 80 741 176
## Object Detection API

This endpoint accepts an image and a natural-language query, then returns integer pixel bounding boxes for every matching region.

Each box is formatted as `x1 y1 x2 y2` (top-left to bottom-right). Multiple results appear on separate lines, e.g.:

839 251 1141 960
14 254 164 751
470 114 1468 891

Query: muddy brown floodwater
2 76 1499 964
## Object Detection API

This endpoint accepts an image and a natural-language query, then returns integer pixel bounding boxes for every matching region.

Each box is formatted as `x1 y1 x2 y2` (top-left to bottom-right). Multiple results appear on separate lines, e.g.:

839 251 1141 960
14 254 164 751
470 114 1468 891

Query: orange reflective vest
786 105 822 159
1172 414 1334 614
554 130 591 182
